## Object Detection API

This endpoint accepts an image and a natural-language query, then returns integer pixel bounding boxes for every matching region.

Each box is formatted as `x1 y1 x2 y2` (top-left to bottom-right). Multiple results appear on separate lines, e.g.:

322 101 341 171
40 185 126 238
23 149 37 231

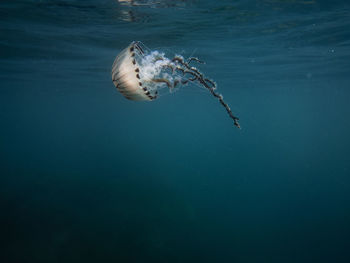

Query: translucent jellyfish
111 41 240 128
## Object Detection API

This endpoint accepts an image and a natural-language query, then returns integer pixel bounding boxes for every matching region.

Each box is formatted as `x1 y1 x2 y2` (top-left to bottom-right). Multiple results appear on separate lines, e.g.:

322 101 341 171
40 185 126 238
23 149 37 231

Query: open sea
1 0 350 262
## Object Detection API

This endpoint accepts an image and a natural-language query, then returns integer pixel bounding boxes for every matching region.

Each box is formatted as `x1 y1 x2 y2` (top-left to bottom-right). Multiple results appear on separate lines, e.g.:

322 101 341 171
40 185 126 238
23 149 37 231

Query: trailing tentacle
171 56 240 128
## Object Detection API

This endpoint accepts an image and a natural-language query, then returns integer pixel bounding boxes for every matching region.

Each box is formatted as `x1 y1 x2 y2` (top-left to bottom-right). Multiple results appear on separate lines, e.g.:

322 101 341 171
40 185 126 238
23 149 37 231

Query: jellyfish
111 41 240 128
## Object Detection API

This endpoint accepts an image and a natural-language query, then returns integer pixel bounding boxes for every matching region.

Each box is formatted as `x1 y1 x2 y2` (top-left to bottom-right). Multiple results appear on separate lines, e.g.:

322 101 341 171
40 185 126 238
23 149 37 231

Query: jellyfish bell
112 41 181 101
111 41 241 128
112 41 154 101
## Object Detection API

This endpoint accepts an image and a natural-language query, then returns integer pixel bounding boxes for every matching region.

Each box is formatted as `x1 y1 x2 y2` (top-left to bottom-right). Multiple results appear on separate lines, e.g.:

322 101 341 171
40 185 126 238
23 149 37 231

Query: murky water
1 1 350 262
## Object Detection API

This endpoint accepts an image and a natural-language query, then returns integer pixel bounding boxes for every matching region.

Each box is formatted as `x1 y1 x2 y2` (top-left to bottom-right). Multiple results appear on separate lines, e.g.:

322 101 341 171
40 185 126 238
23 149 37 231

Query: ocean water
1 0 350 262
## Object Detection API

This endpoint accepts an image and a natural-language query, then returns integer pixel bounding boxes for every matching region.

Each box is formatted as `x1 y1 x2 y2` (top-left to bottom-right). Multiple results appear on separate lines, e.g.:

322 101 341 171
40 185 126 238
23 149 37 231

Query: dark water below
1 0 350 262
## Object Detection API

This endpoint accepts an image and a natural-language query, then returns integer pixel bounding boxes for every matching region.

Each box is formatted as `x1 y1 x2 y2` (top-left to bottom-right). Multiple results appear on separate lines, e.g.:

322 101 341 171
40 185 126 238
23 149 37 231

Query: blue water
1 0 350 262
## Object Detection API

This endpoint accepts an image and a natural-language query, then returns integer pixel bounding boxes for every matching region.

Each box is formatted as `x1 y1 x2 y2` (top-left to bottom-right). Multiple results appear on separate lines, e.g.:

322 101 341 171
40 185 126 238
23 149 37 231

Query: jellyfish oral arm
166 56 241 129
151 78 173 90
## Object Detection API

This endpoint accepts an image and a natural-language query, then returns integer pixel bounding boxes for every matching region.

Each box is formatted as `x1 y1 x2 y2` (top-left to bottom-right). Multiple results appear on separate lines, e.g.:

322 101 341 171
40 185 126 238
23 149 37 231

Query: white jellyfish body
112 42 155 101
111 41 241 128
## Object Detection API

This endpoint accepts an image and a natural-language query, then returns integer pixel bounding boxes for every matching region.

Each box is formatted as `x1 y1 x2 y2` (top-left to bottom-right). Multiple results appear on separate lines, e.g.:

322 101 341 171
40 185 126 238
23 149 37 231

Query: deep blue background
1 0 350 262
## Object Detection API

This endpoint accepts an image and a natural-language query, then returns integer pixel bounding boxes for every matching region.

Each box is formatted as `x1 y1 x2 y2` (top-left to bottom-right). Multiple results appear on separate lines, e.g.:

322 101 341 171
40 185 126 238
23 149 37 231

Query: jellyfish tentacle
203 79 218 91
204 78 216 88
171 56 241 128
151 78 174 90
174 66 185 74
170 66 197 84
183 70 197 79
178 69 198 81
187 57 205 65
153 57 165 63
